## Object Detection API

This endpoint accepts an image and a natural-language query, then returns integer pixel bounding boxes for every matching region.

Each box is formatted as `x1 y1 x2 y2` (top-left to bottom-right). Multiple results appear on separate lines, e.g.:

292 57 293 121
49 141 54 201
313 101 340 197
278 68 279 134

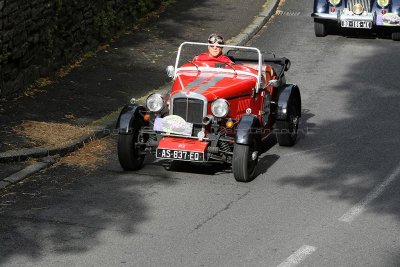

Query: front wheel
276 97 300 146
232 142 258 182
314 21 327 37
117 125 146 171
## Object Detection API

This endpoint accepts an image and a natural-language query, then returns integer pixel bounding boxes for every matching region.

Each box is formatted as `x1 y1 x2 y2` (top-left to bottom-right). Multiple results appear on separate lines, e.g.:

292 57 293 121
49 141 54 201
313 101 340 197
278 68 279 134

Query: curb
229 0 279 46
0 156 59 189
0 0 279 164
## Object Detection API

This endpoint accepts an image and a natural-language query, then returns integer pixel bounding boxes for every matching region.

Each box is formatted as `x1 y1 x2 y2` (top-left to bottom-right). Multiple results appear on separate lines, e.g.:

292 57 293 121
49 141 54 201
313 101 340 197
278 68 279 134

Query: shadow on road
0 149 178 263
277 47 400 222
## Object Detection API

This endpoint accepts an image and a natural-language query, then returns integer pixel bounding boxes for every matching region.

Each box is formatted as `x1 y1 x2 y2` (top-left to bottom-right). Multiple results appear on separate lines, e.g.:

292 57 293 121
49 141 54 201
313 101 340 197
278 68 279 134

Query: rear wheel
392 32 400 41
232 141 258 182
276 98 300 146
314 21 327 37
118 124 146 170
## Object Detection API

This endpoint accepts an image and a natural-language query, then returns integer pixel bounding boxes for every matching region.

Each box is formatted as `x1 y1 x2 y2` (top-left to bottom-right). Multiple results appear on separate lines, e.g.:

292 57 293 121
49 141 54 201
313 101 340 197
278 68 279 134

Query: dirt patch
54 137 113 171
13 121 89 148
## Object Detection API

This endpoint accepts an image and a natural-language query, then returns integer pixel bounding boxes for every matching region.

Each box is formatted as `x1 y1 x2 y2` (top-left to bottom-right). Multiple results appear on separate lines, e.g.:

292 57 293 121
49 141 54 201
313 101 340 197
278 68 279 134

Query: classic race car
116 42 301 182
312 0 400 40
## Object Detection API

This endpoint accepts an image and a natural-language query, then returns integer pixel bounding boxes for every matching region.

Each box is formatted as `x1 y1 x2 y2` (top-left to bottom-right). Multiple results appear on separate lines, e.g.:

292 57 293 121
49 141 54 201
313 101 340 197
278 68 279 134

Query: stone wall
0 0 163 97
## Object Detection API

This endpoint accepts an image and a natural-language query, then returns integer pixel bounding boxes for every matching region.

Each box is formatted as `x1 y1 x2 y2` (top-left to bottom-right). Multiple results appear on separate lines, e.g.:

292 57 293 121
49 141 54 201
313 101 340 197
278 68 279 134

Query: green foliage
138 0 148 14
56 0 62 14
0 52 10 63
94 4 116 39
129 6 138 21
45 28 53 52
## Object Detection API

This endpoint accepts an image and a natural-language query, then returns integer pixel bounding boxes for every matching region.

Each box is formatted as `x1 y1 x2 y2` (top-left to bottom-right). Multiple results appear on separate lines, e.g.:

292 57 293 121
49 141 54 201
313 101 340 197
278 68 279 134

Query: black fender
390 1 400 15
276 84 301 121
235 114 262 146
116 104 147 134
313 0 329 15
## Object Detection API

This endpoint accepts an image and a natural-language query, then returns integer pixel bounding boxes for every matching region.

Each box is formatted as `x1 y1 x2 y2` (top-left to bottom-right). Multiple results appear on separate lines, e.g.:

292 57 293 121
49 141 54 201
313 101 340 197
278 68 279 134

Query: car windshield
173 42 264 89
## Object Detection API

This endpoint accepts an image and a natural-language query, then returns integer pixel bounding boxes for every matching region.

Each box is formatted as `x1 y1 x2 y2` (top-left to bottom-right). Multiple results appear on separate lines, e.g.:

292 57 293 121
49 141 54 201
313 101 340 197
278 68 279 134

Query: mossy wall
0 0 163 97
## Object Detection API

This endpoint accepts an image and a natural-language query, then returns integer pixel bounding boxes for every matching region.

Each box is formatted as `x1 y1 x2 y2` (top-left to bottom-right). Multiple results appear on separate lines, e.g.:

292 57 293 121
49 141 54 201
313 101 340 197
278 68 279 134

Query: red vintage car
116 42 301 182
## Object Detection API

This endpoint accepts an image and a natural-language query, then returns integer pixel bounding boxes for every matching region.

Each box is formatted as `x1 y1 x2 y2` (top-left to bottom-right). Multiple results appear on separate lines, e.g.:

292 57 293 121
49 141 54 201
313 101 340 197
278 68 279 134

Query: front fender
313 0 329 14
235 114 261 145
390 0 400 15
116 104 147 134
276 84 301 120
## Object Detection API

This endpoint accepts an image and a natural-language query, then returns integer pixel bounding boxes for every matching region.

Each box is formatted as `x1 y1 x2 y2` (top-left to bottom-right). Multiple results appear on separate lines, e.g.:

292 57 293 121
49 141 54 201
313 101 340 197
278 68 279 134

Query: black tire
117 125 146 171
276 98 300 147
314 21 327 37
392 32 400 41
232 142 258 182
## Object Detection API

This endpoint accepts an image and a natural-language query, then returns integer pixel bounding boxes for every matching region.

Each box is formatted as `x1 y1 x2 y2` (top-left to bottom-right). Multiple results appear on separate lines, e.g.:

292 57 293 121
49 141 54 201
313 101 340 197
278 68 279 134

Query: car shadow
254 154 280 179
162 160 232 176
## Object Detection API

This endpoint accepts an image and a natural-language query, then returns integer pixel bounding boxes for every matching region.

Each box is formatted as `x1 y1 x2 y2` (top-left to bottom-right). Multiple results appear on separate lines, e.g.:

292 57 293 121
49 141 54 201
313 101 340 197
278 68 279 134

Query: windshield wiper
225 63 237 76
188 61 200 72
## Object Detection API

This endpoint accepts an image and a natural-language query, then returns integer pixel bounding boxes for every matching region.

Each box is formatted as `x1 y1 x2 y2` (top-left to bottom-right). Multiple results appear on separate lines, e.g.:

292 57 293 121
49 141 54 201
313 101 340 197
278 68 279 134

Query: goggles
208 35 224 45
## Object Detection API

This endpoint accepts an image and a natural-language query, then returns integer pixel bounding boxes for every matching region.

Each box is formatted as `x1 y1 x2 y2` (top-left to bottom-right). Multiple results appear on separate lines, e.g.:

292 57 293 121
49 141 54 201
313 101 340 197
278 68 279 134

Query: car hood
171 72 257 101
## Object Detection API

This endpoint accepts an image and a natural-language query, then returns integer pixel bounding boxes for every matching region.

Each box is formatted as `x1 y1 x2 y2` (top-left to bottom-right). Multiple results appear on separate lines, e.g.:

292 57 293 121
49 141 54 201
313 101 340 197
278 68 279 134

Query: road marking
277 245 316 267
339 162 400 223
276 10 301 16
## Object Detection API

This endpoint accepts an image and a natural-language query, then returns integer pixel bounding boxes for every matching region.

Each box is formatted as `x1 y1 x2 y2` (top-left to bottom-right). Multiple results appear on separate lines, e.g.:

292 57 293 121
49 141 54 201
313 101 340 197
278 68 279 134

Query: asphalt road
1 0 400 266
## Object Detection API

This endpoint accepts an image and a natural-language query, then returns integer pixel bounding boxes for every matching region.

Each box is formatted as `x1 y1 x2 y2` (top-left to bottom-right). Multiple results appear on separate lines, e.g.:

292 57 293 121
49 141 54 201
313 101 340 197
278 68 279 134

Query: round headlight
377 0 389 8
329 0 341 6
146 93 165 112
353 3 363 15
211 99 230 118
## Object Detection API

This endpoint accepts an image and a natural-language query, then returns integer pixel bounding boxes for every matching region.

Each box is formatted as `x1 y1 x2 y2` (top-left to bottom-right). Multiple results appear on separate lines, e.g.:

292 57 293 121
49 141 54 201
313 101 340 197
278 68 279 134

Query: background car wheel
276 97 300 147
314 21 327 37
392 32 400 41
117 125 146 171
232 142 258 182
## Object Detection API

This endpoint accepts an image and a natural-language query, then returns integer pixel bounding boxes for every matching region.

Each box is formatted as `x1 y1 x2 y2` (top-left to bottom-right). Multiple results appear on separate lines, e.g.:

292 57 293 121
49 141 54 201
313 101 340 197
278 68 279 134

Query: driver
193 34 234 64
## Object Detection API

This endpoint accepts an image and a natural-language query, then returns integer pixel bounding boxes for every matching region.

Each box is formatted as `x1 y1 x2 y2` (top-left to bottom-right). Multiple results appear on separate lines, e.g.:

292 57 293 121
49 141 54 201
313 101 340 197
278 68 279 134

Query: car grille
347 0 371 13
172 98 204 124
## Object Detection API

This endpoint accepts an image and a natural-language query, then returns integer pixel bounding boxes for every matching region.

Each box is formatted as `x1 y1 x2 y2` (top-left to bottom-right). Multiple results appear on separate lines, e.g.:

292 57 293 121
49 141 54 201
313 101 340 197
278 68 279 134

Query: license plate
156 149 204 162
341 20 372 29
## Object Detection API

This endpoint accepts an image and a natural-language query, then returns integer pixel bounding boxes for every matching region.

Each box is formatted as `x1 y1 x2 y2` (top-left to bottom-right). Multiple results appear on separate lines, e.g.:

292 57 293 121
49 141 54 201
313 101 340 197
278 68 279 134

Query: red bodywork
158 61 275 159
158 137 208 152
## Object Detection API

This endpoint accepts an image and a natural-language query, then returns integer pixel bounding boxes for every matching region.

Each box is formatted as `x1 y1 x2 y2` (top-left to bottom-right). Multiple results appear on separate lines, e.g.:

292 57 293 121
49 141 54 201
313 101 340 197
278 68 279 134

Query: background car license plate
156 149 204 161
341 20 372 29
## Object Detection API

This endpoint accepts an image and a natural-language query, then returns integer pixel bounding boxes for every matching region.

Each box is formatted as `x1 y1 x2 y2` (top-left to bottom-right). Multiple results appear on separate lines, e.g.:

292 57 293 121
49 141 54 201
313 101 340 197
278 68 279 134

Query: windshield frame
173 42 263 90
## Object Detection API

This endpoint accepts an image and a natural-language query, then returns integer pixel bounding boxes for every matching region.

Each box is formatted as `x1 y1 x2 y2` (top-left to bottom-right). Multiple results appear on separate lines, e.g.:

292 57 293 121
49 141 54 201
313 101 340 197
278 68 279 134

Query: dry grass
55 137 113 171
13 121 113 172
14 121 90 148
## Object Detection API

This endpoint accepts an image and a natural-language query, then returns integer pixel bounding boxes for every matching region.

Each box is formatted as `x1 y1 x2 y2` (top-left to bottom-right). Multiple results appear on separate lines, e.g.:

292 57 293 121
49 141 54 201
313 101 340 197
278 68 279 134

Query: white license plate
156 149 204 162
341 20 372 29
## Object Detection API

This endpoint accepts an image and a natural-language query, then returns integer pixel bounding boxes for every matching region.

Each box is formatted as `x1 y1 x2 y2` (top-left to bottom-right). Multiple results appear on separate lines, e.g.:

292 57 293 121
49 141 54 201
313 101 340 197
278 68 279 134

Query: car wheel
232 141 258 182
392 32 400 41
314 21 327 37
276 97 300 146
117 124 146 171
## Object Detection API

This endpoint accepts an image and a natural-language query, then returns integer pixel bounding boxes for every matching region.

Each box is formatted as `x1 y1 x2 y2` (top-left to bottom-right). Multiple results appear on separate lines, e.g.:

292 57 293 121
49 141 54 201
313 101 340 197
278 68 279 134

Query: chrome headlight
377 0 389 8
211 99 230 118
329 0 341 6
146 93 165 112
